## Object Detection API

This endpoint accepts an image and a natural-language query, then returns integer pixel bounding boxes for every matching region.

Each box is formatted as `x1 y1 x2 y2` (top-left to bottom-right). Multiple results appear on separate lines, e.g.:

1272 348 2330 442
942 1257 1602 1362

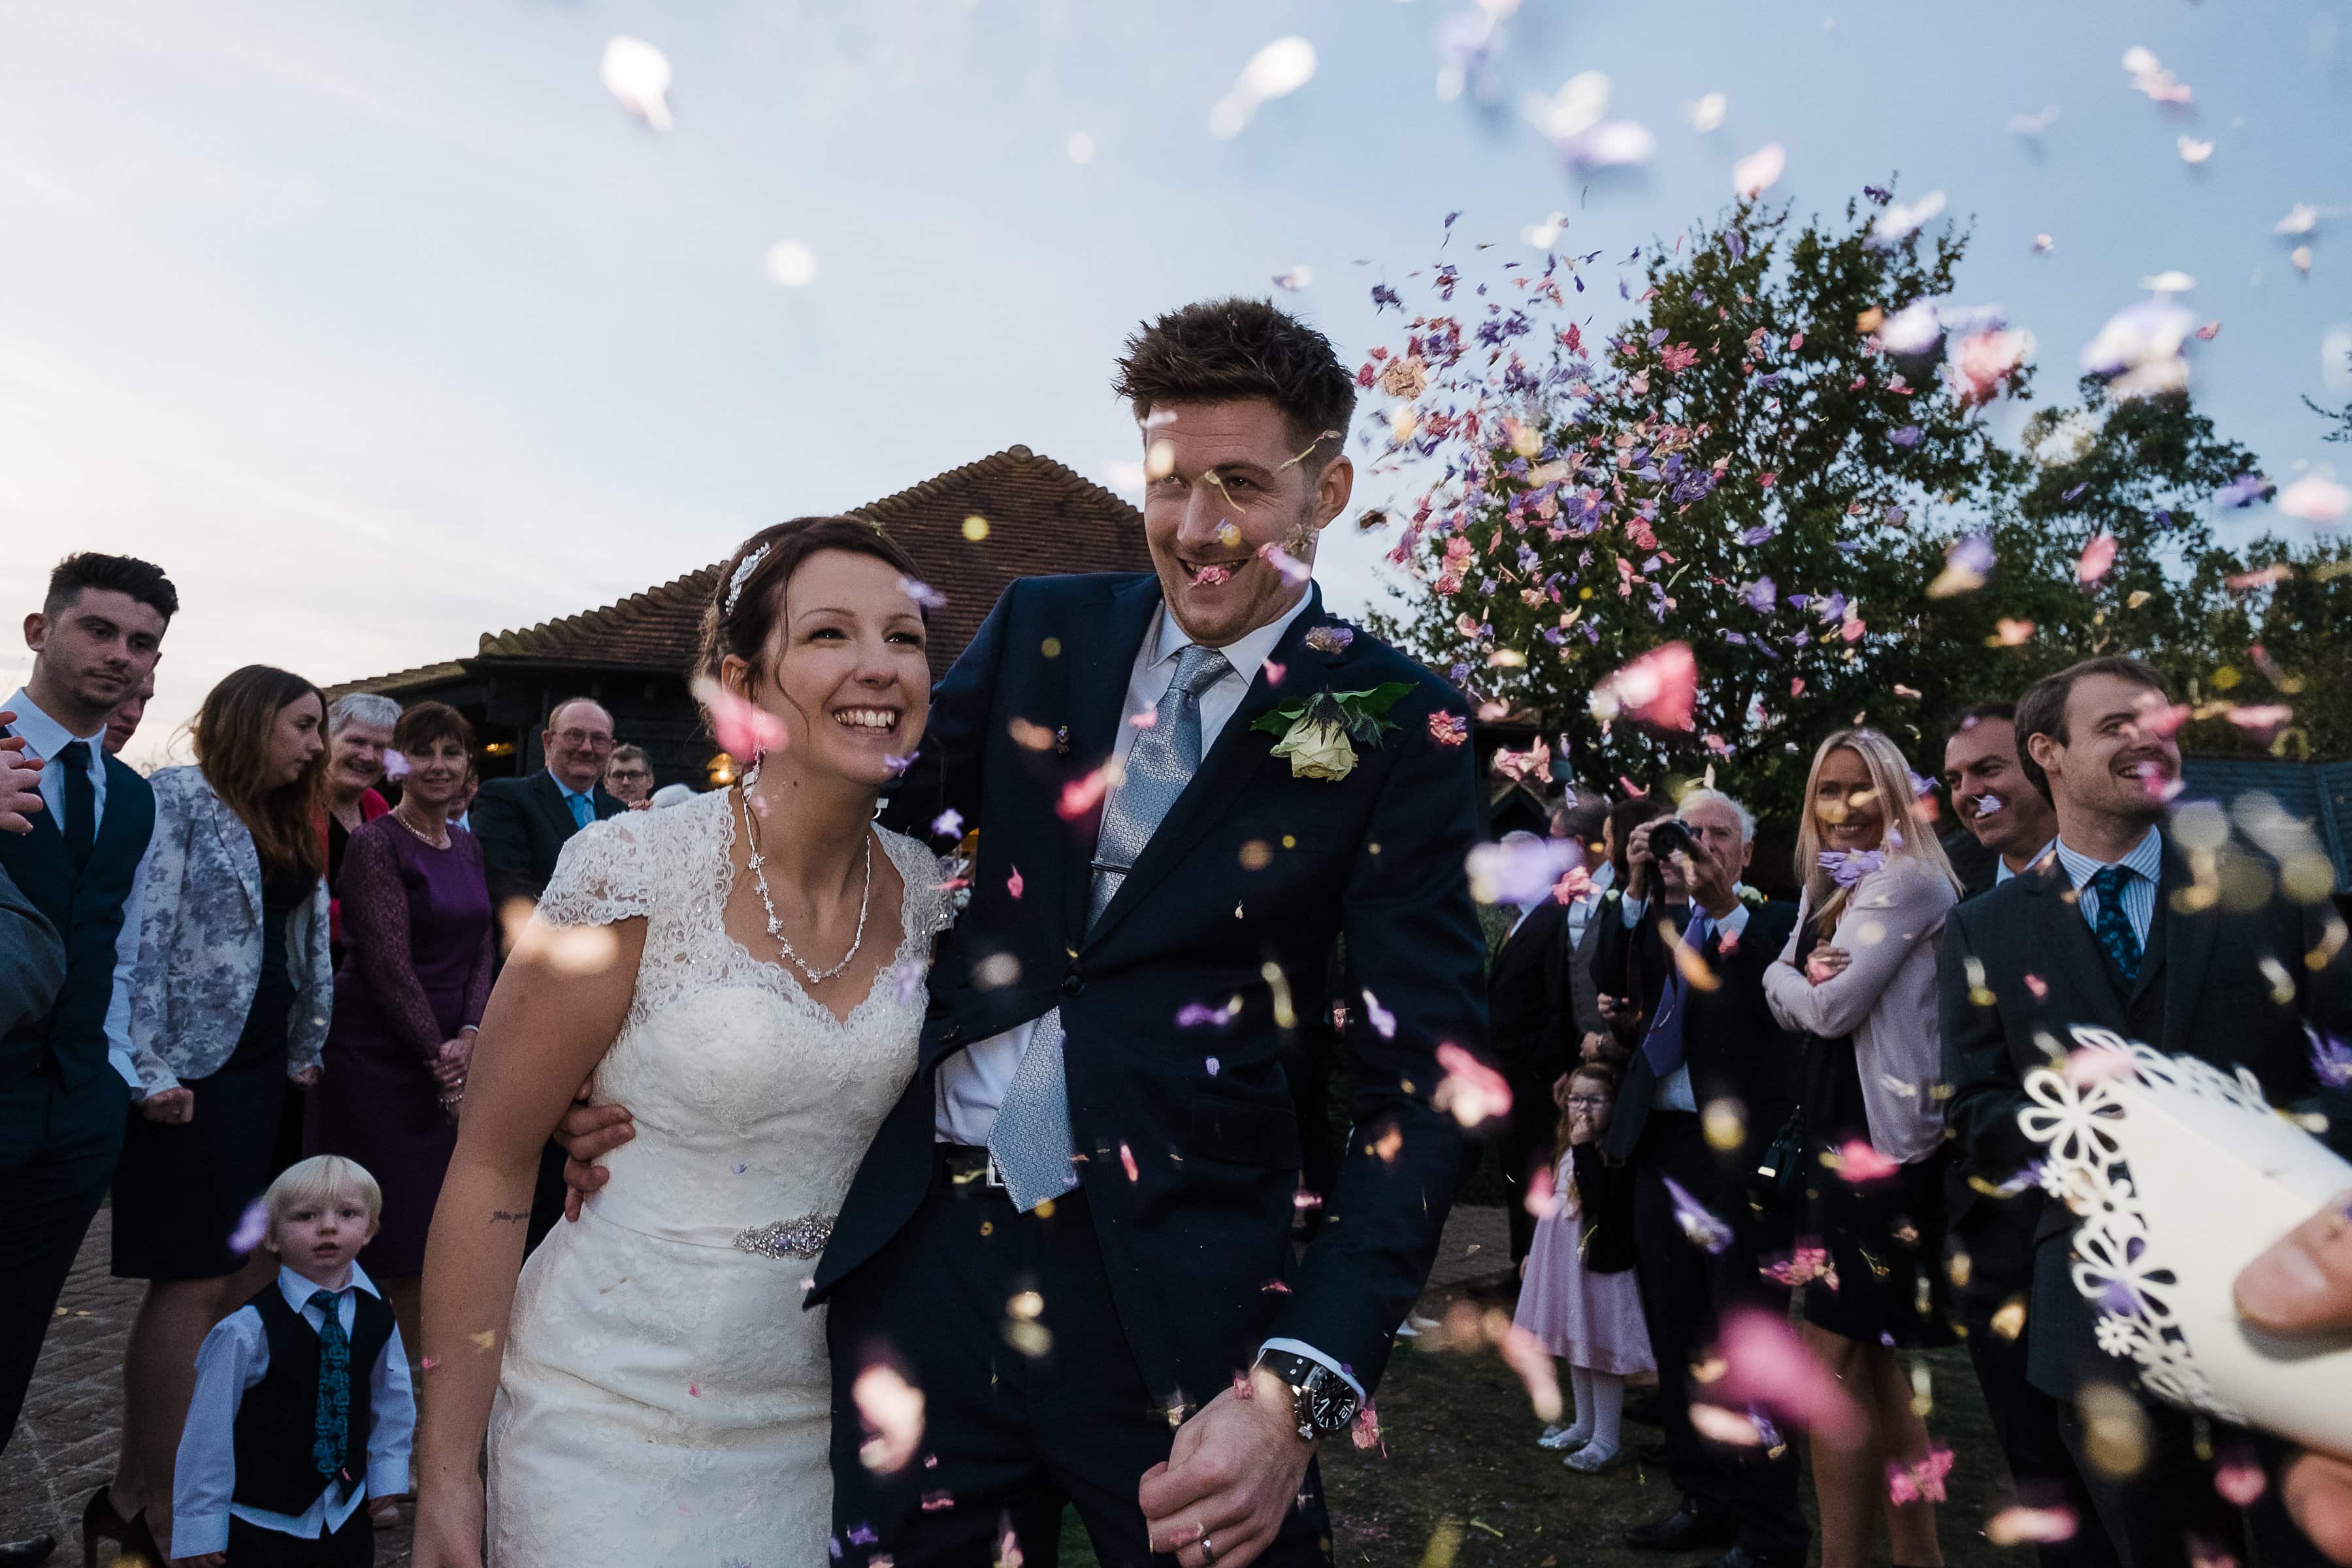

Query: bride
412 517 943 1567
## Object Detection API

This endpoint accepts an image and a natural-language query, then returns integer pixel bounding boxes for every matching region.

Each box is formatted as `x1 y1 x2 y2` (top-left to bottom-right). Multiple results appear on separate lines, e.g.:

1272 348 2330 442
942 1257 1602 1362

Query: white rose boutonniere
1252 682 1416 783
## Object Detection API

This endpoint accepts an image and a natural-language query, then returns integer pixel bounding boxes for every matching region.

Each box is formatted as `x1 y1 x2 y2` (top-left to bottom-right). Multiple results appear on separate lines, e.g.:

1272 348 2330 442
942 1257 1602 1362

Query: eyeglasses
607 766 652 781
1564 1095 1610 1109
555 728 615 750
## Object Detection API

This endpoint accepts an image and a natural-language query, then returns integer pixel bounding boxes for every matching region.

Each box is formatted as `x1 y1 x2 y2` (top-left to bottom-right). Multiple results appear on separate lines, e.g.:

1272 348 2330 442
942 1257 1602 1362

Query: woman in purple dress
310 700 493 1355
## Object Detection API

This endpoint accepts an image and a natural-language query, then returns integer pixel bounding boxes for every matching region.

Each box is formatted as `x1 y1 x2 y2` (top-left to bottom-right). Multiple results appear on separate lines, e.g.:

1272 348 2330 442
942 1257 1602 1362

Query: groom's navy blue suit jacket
813 572 1489 1414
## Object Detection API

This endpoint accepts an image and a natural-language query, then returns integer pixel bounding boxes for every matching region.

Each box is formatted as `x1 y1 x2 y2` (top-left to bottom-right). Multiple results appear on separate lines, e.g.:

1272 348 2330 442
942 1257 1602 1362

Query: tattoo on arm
490 1210 528 1224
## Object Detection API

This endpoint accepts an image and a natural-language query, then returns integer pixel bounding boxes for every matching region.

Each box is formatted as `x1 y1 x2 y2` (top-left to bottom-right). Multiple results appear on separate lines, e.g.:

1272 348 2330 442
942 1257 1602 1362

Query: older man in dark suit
1594 789 1810 1568
470 694 627 1249
1942 655 2352 1568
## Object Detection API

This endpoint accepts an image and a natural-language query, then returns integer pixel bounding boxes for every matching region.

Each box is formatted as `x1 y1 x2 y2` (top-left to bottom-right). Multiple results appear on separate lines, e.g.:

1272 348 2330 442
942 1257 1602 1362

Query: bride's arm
411 911 646 1568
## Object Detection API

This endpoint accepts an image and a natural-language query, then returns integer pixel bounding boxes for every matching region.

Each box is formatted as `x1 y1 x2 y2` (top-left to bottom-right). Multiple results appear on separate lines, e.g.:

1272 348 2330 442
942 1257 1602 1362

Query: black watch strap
1254 1349 1360 1440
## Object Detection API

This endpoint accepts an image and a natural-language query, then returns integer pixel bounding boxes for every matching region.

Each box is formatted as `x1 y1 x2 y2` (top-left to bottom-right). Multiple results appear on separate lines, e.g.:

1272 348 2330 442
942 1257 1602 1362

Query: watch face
1307 1379 1359 1433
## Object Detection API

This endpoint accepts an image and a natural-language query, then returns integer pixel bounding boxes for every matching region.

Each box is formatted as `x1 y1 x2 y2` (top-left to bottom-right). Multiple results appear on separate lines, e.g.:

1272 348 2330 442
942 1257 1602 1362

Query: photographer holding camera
1591 791 1812 1568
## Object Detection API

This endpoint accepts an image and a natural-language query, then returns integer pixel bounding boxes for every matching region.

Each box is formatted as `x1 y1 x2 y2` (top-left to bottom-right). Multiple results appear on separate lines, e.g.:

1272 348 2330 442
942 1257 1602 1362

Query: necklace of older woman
389 801 451 850
736 781 874 985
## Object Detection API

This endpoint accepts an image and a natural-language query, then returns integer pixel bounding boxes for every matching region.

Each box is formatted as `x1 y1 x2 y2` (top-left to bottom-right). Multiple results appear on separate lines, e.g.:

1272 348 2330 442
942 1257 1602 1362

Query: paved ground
0 1205 1515 1565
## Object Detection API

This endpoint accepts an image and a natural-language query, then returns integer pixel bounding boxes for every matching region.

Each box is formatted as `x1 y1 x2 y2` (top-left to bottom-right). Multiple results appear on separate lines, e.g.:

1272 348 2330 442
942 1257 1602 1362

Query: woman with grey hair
320 693 399 959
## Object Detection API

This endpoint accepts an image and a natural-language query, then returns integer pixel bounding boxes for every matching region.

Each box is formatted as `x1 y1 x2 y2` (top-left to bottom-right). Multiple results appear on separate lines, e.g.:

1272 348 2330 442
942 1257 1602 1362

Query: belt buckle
983 1152 1008 1190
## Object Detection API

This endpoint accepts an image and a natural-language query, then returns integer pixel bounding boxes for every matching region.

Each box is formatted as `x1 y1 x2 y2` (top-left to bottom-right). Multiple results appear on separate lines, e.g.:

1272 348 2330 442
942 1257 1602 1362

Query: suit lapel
531 772 578 842
1084 586 1330 951
2155 834 2213 1052
2020 855 2131 1031
1061 576 1164 944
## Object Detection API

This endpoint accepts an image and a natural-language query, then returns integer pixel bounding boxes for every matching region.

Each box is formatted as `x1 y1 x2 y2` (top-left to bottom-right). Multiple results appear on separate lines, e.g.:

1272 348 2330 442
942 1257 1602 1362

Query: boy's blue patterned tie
308 1290 353 1486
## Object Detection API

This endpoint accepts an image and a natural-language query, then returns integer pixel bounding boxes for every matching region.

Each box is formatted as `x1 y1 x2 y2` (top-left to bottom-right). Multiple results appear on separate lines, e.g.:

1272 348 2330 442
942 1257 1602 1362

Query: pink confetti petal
853 1364 926 1474
1432 1042 1512 1129
1717 1306 1868 1450
2077 534 2119 585
1006 867 1024 900
691 676 790 762
1590 642 1697 730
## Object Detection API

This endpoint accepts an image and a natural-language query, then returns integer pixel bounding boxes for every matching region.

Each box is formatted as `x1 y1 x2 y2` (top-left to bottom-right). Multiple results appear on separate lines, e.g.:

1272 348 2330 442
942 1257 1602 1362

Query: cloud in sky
1 0 2344 748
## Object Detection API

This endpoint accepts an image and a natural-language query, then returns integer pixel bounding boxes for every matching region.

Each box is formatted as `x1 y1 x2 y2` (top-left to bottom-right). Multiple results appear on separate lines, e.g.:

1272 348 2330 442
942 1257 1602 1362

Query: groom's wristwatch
1254 1349 1360 1442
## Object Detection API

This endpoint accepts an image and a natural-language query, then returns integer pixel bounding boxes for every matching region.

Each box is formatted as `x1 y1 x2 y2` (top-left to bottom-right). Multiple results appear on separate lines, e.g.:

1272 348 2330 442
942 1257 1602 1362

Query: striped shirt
2053 828 2163 948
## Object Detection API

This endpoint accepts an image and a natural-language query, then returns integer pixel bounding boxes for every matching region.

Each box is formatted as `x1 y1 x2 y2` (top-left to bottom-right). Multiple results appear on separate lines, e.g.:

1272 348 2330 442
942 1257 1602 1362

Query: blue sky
3 0 2344 757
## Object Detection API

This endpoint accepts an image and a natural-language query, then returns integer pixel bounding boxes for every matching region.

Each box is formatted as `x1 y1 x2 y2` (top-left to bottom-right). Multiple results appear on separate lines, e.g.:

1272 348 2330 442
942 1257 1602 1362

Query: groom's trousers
826 1150 1335 1567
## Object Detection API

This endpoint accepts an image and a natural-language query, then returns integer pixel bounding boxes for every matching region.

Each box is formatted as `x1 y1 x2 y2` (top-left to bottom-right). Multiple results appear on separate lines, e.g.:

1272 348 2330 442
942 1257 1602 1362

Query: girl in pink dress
1514 1061 1654 1471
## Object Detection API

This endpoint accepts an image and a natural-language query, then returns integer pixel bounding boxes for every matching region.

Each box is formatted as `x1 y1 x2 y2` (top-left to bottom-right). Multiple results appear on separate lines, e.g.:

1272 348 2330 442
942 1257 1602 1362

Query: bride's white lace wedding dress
485 788 941 1567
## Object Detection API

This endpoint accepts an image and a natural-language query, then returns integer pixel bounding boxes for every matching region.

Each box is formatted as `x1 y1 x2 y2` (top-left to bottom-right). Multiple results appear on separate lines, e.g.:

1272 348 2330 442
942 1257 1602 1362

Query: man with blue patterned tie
0 553 176 1568
1592 791 1810 1568
1942 655 2352 1568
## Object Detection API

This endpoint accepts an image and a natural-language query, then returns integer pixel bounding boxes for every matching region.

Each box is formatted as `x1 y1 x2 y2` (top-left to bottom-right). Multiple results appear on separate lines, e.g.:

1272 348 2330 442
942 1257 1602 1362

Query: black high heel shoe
77 1489 155 1568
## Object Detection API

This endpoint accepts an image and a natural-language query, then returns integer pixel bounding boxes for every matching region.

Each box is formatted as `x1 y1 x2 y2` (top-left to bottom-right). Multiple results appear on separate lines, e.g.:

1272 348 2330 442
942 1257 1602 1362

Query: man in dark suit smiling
1942 655 2352 1568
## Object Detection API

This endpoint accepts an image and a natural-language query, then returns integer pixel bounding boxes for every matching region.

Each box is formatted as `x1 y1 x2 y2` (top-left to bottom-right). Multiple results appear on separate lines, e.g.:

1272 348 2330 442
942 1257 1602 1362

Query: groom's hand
554 1083 634 1222
1140 1367 1314 1568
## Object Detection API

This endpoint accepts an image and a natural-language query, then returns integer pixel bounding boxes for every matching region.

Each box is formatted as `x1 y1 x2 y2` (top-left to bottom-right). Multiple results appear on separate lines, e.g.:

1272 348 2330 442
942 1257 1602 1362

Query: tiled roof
471 445 1149 683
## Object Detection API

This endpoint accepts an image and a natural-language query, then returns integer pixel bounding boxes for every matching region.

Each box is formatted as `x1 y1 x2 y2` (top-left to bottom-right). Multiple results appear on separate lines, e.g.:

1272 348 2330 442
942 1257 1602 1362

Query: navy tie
2089 865 2142 984
308 1290 353 1490
58 740 95 872
1639 906 1703 1080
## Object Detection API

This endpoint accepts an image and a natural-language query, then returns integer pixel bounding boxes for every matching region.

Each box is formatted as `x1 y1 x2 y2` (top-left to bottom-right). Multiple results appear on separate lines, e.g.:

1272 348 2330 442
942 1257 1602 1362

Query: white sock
1563 1370 1625 1470
1562 1364 1597 1446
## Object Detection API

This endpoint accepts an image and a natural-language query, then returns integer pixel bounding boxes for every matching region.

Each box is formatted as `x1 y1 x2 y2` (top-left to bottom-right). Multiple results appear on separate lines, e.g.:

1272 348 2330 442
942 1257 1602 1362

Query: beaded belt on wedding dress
730 1213 835 1261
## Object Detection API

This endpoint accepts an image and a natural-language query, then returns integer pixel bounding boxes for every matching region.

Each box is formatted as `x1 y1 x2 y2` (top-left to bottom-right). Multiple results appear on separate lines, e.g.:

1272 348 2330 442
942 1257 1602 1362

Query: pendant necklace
737 780 873 985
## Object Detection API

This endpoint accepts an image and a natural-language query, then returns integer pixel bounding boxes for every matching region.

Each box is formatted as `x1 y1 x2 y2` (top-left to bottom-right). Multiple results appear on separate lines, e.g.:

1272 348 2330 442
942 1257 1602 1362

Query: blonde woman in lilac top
1763 727 1961 1568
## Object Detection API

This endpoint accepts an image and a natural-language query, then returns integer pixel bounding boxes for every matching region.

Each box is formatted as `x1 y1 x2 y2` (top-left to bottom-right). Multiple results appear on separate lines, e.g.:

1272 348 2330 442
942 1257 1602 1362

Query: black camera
1647 819 1695 860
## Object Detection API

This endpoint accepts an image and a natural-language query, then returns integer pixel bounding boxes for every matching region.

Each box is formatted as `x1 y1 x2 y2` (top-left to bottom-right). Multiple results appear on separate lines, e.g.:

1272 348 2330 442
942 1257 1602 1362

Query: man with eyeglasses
468 696 628 1252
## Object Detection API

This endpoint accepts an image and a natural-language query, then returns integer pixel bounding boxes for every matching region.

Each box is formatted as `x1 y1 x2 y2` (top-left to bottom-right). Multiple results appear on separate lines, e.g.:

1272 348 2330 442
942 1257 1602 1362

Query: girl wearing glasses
1515 1060 1650 1471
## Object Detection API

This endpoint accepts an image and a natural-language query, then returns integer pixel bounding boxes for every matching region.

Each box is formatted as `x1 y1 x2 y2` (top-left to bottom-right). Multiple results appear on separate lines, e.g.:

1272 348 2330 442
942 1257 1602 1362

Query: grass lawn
1056 1271 2021 1568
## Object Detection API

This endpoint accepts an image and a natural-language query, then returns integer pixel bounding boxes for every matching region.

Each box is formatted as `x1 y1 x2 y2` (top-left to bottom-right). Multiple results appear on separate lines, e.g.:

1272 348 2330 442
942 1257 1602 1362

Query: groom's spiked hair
1113 298 1356 472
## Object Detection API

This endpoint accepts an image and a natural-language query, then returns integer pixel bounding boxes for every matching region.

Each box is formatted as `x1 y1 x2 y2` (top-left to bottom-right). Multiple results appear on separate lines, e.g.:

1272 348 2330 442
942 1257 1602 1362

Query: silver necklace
736 782 874 985
389 802 451 850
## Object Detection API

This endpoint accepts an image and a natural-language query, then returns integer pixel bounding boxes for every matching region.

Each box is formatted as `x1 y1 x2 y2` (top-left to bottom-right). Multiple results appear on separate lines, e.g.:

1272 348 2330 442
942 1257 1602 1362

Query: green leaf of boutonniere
1250 682 1417 747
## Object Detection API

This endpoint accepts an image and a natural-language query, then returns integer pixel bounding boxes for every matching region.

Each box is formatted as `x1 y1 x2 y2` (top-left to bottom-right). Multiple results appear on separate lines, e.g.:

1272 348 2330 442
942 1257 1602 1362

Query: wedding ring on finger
1199 1535 1217 1565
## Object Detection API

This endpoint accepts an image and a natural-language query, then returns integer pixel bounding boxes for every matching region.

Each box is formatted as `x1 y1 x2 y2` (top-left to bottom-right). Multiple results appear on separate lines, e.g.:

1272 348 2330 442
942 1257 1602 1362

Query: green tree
1360 190 2287 821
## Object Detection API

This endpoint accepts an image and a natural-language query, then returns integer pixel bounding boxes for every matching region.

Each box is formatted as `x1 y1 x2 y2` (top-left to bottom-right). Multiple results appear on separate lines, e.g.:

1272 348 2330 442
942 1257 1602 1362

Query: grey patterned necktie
988 642 1232 1211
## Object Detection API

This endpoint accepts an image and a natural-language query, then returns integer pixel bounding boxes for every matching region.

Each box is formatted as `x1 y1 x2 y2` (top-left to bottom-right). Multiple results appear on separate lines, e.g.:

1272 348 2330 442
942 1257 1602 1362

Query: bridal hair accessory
725 542 772 615
2017 1026 2352 1453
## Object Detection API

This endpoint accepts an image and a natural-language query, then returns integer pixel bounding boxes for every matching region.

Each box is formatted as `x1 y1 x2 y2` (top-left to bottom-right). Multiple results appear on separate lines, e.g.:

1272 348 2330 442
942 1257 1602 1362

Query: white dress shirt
2054 827 2163 947
932 591 1313 1146
1617 889 1751 1113
5 687 146 1090
172 1261 415 1558
928 590 1362 1399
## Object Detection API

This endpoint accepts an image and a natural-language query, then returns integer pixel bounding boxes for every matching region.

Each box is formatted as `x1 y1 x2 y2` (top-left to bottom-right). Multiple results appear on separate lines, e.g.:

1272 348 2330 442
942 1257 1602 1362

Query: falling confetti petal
1717 1306 1869 1448
1273 266 1314 291
1989 1506 2080 1546
1732 144 1785 200
1663 1175 1733 1253
2077 534 2119 584
1590 642 1697 730
764 240 819 288
2277 475 2349 525
1210 36 1318 139
1870 191 1948 247
692 676 790 762
227 1199 270 1254
600 37 675 130
2178 137 2214 165
1433 1043 1512 1128
854 1365 925 1473
1688 92 1727 132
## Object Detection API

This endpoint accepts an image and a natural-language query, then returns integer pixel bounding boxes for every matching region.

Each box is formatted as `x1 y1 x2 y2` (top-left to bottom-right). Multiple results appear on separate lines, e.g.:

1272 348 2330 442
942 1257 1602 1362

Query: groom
564 299 1488 1567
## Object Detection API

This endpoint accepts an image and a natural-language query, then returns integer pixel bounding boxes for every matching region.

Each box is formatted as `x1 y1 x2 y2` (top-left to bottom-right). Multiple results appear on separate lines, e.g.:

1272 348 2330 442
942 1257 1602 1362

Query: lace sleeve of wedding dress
536 816 656 927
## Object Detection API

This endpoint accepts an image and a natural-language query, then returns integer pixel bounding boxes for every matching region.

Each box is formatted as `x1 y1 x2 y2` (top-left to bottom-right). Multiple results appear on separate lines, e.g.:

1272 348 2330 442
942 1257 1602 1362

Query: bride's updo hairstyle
695 515 930 700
